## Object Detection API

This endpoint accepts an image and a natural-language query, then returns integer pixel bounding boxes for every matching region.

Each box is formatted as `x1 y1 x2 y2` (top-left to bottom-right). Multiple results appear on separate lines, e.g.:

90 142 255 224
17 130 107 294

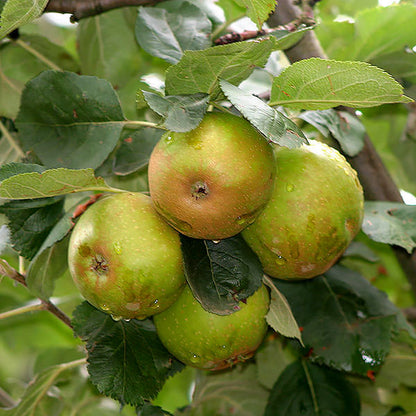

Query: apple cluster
68 112 364 370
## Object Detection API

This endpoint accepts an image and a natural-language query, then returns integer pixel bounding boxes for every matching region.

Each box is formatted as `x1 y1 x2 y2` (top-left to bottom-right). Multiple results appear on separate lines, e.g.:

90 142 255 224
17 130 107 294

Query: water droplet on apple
101 304 110 311
149 299 160 309
190 354 199 363
286 183 295 192
111 314 123 322
113 241 122 254
212 240 221 244
124 318 131 322
275 255 287 265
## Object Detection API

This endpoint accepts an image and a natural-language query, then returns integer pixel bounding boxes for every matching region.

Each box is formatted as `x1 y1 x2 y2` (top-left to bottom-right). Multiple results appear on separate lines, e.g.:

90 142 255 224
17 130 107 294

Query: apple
153 284 270 371
148 112 275 240
242 140 364 280
68 192 186 320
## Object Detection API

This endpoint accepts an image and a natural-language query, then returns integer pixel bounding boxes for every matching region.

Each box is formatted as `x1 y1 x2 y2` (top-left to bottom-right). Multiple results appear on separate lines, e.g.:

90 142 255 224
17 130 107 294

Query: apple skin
68 192 186 320
153 284 270 371
242 141 364 280
148 112 275 240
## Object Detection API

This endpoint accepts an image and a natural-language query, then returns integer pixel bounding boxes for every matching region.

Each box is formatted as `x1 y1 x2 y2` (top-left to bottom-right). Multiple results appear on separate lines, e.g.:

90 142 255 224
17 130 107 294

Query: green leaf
299 109 366 156
0 162 44 181
2 361 85 416
113 128 162 176
77 9 148 119
220 79 307 148
256 335 297 390
0 0 48 39
72 301 184 407
181 363 269 416
0 168 118 199
0 35 80 118
137 403 173 416
233 0 275 29
264 360 360 416
270 25 315 51
143 92 209 132
15 70 125 169
263 275 303 345
26 236 69 300
352 4 416 63
274 265 401 375
269 58 413 110
362 202 416 254
0 120 22 164
180 235 263 315
136 2 212 64
165 38 275 100
0 197 65 260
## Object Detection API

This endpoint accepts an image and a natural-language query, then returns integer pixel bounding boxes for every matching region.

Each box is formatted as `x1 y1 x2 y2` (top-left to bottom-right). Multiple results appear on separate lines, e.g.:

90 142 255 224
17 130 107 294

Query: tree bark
269 0 416 298
45 0 165 21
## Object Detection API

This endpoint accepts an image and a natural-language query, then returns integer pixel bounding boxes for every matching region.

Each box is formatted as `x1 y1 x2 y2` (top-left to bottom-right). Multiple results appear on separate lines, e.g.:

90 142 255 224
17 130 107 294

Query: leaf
352 4 416 63
180 235 263 315
270 25 315 51
181 363 269 416
342 240 379 263
0 197 65 260
137 403 173 416
0 161 44 181
0 359 84 416
220 79 307 148
233 0 275 29
136 2 212 64
263 275 303 345
362 202 416 254
77 9 146 119
0 0 48 39
273 265 402 375
256 335 297 390
72 301 184 407
165 38 275 100
299 109 366 156
113 128 162 176
0 119 22 163
143 92 209 132
26 236 69 300
264 360 361 416
269 58 413 110
0 168 117 199
0 34 79 119
15 70 125 169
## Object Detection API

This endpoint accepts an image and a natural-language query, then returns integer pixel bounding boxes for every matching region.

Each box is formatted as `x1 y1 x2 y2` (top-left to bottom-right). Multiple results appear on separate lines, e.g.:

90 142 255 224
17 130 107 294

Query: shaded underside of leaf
180 235 263 315
362 201 416 253
220 79 307 148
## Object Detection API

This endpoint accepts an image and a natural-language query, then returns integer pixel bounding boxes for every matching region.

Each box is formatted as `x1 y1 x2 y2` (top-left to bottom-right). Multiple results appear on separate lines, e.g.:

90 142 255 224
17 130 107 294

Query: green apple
153 284 270 371
242 140 364 280
68 192 186 320
148 112 275 240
